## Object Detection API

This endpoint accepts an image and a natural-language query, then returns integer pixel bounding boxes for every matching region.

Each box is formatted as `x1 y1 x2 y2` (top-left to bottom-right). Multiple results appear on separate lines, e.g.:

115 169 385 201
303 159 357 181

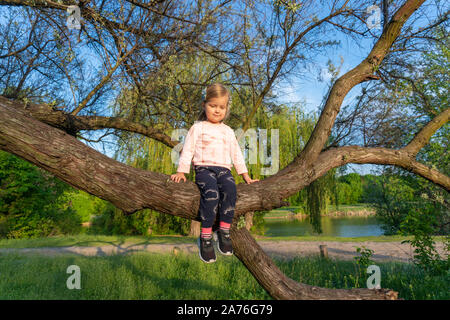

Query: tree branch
70 44 138 116
0 95 178 147
317 145 450 192
402 107 450 157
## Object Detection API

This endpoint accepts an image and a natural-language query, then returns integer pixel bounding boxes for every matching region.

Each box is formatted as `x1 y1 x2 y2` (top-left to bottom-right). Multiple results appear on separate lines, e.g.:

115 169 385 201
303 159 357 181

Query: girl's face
204 95 228 124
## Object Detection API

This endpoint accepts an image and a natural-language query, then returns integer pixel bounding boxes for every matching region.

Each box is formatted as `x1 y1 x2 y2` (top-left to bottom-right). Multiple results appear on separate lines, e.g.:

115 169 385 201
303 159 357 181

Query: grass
0 251 270 300
0 234 196 249
0 251 447 300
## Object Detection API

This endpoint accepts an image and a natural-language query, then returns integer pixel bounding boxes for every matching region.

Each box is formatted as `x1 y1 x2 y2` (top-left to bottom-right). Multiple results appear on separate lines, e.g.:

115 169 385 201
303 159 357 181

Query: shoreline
265 209 376 220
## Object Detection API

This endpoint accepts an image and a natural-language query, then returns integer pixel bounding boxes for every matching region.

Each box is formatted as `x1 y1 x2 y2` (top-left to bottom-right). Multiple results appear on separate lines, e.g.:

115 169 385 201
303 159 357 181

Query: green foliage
352 246 375 288
89 200 190 237
249 211 267 235
273 0 302 13
0 151 81 238
400 208 449 276
354 246 375 269
306 178 324 234
365 172 418 235
65 190 102 223
337 173 363 205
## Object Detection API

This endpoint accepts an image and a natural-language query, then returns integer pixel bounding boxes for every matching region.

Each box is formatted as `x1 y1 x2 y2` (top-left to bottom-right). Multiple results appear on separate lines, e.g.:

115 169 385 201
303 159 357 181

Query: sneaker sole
214 231 233 256
197 238 216 263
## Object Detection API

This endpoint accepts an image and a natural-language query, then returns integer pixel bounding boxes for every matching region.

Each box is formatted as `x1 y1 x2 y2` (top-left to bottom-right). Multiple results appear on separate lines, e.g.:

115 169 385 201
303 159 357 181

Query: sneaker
215 230 233 256
197 236 216 263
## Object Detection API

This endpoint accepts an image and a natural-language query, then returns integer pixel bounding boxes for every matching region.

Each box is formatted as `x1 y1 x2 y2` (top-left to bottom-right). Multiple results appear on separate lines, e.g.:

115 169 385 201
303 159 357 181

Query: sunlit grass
0 252 447 300
0 234 196 249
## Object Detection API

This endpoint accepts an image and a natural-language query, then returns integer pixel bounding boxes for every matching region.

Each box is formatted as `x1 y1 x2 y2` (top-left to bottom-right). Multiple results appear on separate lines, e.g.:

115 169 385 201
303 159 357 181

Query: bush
0 207 82 239
400 208 449 276
0 151 83 238
88 199 190 236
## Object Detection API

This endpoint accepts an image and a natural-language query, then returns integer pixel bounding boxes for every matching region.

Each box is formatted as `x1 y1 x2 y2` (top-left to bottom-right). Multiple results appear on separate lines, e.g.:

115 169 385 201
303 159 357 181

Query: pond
264 216 385 237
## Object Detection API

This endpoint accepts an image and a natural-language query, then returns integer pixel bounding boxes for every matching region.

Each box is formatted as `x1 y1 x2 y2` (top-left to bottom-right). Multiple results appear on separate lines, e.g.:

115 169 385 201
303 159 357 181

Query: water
264 216 384 237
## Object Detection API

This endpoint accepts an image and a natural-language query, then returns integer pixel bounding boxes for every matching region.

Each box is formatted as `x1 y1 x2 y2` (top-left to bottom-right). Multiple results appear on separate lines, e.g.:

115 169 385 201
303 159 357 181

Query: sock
219 221 231 233
201 227 213 239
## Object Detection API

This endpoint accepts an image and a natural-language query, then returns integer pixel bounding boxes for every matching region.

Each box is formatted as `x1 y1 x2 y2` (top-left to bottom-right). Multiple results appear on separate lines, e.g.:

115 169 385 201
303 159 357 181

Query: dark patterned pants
194 165 237 229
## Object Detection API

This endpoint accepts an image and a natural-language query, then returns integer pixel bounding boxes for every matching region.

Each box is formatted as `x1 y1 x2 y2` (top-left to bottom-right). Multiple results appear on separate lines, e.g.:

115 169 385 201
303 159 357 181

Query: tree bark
231 226 398 300
0 96 177 148
189 220 201 237
245 211 254 231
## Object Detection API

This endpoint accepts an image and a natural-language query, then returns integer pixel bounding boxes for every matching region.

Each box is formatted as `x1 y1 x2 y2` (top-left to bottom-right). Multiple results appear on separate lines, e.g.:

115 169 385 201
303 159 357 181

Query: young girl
170 83 259 263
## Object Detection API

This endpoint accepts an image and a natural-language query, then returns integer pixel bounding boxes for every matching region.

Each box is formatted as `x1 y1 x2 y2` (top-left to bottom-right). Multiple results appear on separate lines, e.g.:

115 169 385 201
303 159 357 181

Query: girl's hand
242 173 259 184
171 172 186 183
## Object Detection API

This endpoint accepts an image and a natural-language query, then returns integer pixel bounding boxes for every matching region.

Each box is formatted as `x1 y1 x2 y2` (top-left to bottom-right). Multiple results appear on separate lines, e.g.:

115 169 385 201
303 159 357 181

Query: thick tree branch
0 95 177 148
317 146 450 192
0 100 193 217
402 107 450 156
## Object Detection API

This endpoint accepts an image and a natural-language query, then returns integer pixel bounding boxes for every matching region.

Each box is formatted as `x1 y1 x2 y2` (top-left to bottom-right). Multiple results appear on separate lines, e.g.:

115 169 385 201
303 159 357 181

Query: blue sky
272 28 382 176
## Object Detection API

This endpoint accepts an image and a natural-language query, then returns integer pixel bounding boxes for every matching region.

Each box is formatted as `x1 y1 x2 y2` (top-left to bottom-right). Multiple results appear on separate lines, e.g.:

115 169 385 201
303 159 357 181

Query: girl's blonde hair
197 83 231 123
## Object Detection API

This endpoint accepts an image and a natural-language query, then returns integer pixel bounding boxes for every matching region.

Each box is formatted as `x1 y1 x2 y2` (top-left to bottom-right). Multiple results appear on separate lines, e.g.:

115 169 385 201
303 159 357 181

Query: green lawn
0 234 196 249
0 251 447 300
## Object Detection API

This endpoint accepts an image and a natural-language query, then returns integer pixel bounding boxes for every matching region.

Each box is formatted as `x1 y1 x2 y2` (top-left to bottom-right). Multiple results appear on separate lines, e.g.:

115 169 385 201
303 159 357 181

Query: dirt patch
0 240 447 263
259 241 447 263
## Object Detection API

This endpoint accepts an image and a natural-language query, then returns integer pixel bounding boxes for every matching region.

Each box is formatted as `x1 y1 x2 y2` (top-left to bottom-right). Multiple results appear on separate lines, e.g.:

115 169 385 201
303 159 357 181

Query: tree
337 173 363 204
0 0 448 299
360 28 450 236
0 151 81 238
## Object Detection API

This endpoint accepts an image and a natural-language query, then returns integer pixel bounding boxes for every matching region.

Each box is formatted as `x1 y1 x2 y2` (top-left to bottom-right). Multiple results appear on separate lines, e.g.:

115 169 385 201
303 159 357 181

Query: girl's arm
241 172 259 184
171 125 196 183
177 125 197 174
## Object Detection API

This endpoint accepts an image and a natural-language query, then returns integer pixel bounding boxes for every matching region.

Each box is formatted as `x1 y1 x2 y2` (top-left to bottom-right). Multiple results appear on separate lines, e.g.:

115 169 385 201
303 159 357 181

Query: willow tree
1 0 449 300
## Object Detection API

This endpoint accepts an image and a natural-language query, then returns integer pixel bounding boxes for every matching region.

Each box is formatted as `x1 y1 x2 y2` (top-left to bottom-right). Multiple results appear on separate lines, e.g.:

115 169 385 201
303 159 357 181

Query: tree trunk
231 225 398 300
245 211 254 231
189 220 201 237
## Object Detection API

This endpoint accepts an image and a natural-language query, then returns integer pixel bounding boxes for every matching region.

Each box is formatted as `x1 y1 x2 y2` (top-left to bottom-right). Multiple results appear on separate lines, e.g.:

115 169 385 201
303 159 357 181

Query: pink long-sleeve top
176 120 248 175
